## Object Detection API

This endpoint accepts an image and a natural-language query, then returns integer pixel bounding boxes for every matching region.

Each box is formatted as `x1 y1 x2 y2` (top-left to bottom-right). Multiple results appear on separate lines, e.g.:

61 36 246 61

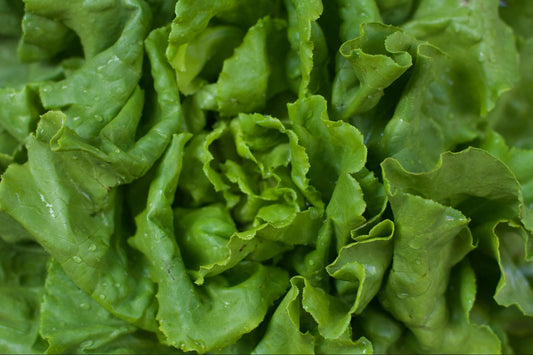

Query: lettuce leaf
0 239 48 354
1 0 533 354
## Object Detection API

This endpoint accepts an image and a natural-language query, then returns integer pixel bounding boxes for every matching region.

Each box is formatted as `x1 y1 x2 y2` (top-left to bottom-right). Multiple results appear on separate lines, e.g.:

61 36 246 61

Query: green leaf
0 16 181 329
32 0 150 140
330 0 382 119
327 219 394 314
285 0 329 97
0 38 63 89
382 148 522 223
216 16 289 116
379 0 519 171
40 259 179 354
477 222 533 316
171 25 244 95
359 307 403 354
253 276 373 354
0 0 23 37
18 10 76 62
0 239 48 354
253 277 315 354
376 0 415 25
288 95 367 200
334 23 413 118
129 134 289 353
488 37 533 149
405 0 518 115
326 173 366 247
497 0 533 39
380 148 527 352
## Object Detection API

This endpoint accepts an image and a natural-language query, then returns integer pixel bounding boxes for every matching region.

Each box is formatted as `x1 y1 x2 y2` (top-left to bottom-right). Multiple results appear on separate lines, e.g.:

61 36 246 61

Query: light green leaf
216 16 289 116
40 259 179 354
254 276 372 354
0 15 181 330
129 134 289 353
335 23 413 118
0 239 48 354
285 0 329 97
379 0 518 171
288 95 367 200
328 219 394 314
488 37 533 149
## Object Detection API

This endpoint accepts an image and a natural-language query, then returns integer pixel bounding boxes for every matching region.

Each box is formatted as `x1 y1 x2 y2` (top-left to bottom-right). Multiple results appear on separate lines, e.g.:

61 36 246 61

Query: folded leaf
129 134 289 353
0 14 182 330
335 23 413 118
285 0 329 97
40 259 179 354
254 276 372 354
328 219 394 314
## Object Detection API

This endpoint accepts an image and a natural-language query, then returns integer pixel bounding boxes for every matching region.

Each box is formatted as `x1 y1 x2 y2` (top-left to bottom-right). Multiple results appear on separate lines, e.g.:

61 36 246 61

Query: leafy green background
1 0 533 353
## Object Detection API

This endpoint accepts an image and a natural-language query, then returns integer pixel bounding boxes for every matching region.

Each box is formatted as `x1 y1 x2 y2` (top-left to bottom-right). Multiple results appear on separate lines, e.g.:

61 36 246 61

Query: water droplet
73 116 80 121
193 341 205 352
72 256 82 263
478 52 486 62
107 55 120 65
415 259 421 265
79 303 90 310
99 294 106 300
445 215 455 221
72 155 79 160
80 340 94 348
364 264 377 274
88 243 96 252
94 115 103 122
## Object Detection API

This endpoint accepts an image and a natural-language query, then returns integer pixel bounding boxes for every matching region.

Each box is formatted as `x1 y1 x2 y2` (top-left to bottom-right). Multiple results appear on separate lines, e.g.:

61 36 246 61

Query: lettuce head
1 0 533 353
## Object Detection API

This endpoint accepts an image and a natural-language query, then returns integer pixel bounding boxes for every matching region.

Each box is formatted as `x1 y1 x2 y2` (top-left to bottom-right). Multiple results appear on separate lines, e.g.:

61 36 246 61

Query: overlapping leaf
0 0 532 354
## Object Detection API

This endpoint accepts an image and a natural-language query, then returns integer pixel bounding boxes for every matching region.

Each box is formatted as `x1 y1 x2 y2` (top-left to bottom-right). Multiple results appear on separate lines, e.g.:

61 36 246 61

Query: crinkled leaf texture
0 0 533 354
